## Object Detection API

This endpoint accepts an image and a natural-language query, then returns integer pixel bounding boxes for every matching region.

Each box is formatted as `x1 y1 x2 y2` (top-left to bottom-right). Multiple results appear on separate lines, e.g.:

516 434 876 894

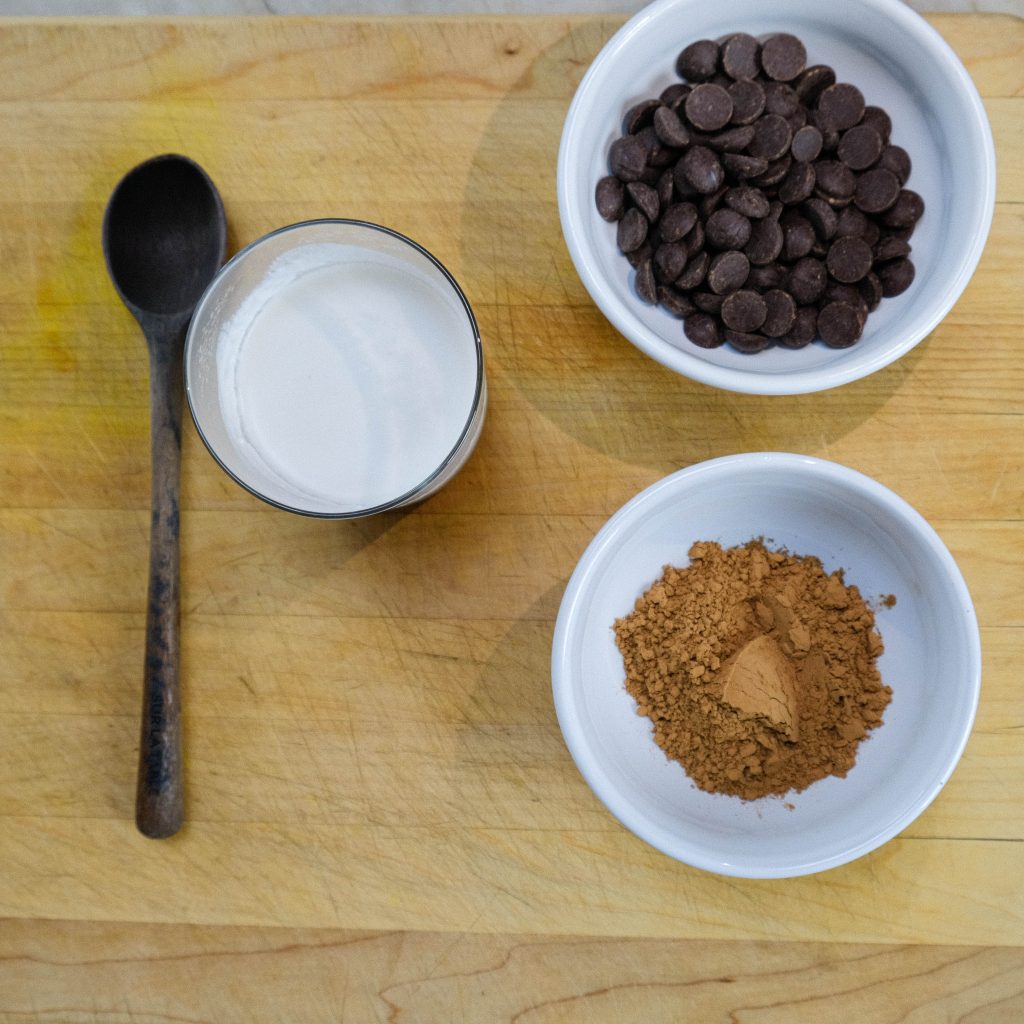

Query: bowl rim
556 0 997 396
551 452 982 877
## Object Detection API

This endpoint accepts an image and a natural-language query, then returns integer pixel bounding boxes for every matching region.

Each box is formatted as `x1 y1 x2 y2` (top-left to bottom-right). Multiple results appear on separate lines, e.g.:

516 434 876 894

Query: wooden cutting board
1 14 1022 1018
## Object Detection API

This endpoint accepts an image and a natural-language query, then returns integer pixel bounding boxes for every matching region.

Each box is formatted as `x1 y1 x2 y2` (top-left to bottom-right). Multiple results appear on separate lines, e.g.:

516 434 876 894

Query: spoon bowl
105 154 226 320
102 153 226 839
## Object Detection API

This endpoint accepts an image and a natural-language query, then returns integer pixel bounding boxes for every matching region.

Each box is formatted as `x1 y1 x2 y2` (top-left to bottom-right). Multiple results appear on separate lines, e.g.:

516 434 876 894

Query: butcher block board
1 13 1023 1021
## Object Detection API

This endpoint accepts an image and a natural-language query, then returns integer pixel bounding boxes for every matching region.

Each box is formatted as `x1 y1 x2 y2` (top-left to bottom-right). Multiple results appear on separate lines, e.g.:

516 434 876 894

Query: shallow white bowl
552 454 980 877
557 0 995 395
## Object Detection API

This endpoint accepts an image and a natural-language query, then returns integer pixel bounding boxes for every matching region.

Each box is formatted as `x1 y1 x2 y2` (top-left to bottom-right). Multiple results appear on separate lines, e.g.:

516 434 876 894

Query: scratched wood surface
0 13 1022 1020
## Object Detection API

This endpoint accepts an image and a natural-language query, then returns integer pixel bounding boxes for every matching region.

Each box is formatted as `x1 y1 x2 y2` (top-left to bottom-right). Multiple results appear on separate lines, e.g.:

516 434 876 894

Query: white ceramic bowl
552 454 980 877
557 0 995 395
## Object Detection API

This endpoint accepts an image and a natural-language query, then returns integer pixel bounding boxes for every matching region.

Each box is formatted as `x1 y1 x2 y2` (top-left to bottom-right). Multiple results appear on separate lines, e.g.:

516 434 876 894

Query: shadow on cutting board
449 582 609 826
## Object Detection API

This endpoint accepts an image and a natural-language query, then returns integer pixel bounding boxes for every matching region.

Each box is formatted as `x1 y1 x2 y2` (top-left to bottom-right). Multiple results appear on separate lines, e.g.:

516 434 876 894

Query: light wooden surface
1 13 1022 1019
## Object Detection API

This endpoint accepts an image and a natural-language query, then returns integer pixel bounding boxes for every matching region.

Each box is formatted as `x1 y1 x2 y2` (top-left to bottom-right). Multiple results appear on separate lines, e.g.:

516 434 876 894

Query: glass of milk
184 220 485 517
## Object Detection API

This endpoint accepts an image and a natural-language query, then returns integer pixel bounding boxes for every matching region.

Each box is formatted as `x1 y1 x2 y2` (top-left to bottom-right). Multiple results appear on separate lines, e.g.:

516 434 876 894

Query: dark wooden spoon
102 154 227 838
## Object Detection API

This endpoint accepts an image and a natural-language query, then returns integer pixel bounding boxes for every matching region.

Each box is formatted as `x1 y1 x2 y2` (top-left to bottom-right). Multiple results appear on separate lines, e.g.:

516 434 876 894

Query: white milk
214 242 479 512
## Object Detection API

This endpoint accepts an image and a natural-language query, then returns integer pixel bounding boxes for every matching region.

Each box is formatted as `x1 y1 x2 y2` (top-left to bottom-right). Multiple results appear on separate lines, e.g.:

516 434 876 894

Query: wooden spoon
102 154 227 838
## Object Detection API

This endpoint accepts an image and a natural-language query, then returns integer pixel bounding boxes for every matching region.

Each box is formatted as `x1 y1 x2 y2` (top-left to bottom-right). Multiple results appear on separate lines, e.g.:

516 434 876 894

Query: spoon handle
136 335 185 838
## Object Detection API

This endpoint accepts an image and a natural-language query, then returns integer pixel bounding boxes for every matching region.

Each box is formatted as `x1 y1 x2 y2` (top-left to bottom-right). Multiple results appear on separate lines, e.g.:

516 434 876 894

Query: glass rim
184 217 484 519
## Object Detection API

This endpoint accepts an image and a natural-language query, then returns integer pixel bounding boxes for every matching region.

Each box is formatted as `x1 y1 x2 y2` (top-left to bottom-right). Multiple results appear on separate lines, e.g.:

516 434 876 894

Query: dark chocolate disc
721 33 761 80
676 39 720 82
818 300 864 347
728 79 766 125
826 236 873 283
761 33 807 82
817 83 865 132
854 168 901 213
721 289 768 332
707 250 751 294
837 125 883 171
760 289 798 337
683 312 723 348
685 83 734 131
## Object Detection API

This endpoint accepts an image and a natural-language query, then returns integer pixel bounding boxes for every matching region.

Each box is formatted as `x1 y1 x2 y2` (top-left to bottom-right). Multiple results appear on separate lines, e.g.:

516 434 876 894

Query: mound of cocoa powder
614 539 892 800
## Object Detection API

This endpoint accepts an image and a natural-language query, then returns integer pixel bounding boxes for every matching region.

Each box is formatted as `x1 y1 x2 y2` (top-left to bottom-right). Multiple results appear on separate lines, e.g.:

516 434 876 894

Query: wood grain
1 918 1023 1024
2 618 1021 841
0 12 1022 1018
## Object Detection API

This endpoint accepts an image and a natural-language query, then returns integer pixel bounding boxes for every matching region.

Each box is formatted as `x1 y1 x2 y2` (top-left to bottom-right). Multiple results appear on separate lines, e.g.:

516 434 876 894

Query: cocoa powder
614 539 892 800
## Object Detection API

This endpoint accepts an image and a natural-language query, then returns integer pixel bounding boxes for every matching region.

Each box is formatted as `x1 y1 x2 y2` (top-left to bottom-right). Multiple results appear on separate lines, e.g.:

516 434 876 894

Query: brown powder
613 539 892 800
720 634 800 741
